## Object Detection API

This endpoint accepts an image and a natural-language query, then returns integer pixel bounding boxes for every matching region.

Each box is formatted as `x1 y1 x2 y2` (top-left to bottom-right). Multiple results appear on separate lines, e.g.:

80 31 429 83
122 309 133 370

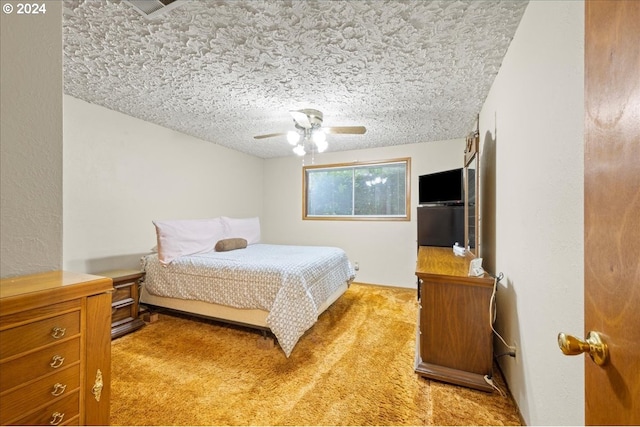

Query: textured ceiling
63 0 528 159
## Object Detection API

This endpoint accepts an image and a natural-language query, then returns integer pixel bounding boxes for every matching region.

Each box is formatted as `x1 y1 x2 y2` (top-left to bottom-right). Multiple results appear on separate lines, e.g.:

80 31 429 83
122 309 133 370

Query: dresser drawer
0 365 80 422
6 391 79 426
112 299 135 324
112 281 136 302
0 338 80 392
0 311 80 360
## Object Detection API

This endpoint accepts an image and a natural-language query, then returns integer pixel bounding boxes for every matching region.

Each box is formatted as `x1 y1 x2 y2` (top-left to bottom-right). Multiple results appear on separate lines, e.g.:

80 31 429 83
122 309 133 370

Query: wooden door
584 0 640 424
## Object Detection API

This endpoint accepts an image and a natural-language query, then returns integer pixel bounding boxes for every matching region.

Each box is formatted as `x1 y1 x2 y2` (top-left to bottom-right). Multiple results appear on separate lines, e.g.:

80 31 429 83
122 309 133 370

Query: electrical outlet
512 340 518 360
354 262 360 271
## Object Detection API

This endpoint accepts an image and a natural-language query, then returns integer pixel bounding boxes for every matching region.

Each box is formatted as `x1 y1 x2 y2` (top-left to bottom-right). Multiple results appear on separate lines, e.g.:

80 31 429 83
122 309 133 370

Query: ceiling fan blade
254 132 286 140
290 110 312 129
324 126 367 135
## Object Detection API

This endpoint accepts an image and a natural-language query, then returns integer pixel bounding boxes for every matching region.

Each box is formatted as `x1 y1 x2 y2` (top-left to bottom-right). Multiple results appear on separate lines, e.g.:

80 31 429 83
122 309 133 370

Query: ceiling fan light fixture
312 129 326 145
315 139 328 153
293 144 306 156
253 108 366 158
287 130 300 145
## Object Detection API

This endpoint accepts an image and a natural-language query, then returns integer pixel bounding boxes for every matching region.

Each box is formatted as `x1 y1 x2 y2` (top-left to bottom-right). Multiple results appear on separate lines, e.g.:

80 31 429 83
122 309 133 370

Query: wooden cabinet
0 271 113 425
96 270 145 339
415 246 495 392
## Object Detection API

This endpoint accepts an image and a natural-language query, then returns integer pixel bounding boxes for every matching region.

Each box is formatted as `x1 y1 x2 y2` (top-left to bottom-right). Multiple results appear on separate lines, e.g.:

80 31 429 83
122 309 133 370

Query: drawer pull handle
50 412 65 426
50 355 65 368
51 327 66 339
92 369 104 402
51 383 67 396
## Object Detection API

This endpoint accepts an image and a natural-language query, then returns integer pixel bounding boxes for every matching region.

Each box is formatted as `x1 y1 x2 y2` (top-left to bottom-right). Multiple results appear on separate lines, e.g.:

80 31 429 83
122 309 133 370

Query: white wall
262 139 465 288
479 1 585 425
0 2 63 278
63 93 464 285
63 96 264 273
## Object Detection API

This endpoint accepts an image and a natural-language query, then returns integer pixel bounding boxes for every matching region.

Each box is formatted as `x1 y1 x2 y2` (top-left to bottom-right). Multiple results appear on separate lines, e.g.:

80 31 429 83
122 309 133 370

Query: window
303 158 410 220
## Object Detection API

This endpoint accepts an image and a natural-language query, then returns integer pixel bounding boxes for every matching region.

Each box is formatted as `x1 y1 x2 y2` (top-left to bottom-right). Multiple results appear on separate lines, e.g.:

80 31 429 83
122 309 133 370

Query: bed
139 242 356 357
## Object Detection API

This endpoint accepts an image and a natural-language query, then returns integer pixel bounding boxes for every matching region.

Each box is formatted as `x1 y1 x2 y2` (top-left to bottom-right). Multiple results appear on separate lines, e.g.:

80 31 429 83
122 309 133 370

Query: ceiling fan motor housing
292 108 323 130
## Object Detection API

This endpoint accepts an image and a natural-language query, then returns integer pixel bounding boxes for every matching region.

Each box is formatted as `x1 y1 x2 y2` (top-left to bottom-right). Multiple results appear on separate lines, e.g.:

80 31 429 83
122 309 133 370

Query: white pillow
153 218 226 265
221 217 261 245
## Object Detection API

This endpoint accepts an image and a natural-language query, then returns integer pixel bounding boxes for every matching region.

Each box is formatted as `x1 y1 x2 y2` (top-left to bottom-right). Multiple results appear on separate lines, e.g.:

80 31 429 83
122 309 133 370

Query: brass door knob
557 331 609 366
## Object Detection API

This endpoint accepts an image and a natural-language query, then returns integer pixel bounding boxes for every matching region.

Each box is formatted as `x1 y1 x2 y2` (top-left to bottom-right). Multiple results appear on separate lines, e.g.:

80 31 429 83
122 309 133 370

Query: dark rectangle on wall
417 205 464 247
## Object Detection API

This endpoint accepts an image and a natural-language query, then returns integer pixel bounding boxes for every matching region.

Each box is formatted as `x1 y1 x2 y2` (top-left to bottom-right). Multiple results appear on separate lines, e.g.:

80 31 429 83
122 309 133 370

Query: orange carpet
110 283 521 425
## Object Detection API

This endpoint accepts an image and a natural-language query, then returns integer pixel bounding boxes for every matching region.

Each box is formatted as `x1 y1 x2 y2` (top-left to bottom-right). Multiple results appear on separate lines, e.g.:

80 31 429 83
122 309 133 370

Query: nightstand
96 269 146 339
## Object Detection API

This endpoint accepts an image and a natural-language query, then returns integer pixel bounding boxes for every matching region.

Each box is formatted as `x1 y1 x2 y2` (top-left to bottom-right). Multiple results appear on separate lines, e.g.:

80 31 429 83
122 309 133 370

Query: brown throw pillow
215 238 248 252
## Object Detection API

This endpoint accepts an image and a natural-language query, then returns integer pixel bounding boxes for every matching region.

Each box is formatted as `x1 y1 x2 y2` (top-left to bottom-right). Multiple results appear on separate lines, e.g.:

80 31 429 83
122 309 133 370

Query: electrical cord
489 273 516 353
484 375 506 397
483 272 512 396
495 351 516 358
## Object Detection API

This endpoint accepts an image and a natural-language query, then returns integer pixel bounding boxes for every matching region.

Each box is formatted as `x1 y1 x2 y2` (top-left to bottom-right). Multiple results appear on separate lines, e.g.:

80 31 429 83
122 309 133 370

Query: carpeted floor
110 283 521 426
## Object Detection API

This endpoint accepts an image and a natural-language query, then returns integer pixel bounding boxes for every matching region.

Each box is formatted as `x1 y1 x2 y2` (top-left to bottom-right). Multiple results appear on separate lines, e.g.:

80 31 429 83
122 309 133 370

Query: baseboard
350 281 413 290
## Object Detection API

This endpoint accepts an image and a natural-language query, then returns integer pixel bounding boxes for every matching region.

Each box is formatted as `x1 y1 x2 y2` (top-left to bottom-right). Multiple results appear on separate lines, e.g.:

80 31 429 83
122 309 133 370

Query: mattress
141 244 356 356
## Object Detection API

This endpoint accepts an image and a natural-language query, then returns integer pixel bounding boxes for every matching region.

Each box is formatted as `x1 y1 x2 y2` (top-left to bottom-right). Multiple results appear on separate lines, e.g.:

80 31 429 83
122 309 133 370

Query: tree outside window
303 158 410 220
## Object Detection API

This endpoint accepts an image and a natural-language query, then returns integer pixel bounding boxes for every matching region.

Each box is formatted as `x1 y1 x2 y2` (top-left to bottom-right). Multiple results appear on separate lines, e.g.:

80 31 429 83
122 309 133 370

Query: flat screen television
418 168 463 205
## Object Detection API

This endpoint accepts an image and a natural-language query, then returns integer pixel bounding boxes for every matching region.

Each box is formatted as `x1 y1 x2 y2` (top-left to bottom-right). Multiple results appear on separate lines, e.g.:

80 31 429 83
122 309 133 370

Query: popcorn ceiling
63 0 528 159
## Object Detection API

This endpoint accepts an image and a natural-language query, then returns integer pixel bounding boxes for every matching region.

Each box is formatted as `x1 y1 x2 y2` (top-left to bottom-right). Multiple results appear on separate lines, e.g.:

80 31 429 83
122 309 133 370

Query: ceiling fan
254 109 366 156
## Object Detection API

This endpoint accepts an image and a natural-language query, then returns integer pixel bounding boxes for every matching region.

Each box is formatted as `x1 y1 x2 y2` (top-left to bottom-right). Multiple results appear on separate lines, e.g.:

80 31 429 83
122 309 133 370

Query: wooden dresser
415 246 495 392
0 271 113 425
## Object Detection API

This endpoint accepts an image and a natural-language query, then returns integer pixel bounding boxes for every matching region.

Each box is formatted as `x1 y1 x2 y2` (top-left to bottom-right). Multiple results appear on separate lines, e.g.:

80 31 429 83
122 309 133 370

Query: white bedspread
141 244 355 356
